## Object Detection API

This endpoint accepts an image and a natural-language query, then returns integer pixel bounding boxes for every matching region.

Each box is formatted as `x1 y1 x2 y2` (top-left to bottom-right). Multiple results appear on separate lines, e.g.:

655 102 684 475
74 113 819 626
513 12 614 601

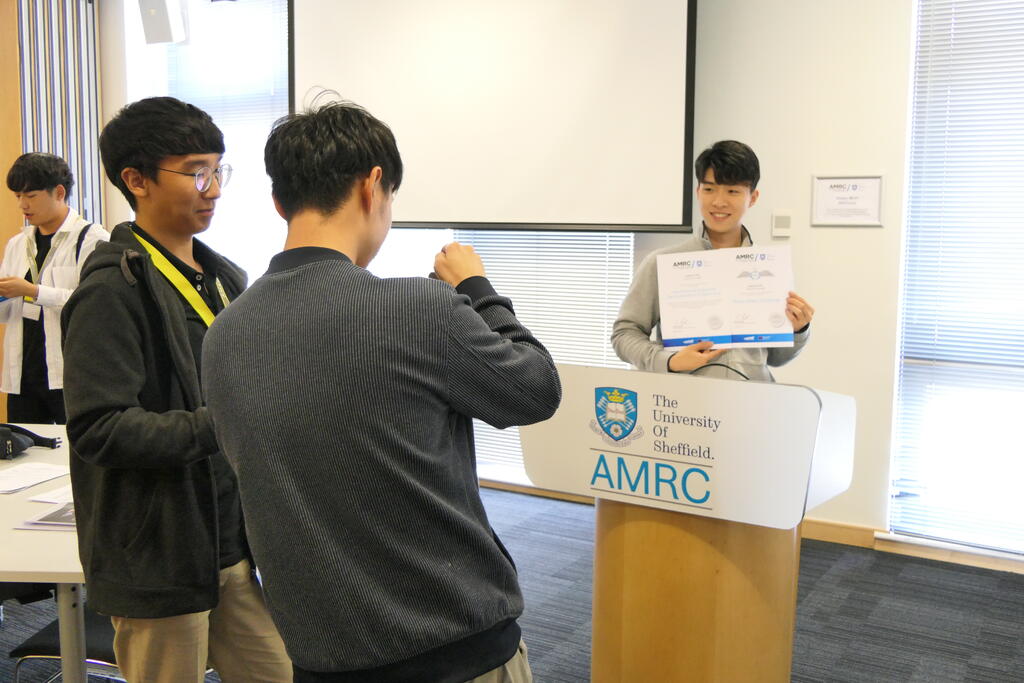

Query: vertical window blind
452 230 633 483
892 0 1024 554
18 0 102 223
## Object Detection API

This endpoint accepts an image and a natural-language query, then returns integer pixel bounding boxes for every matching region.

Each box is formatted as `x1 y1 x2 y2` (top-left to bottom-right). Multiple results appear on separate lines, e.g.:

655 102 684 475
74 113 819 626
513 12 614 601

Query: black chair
8 604 121 682
0 583 54 626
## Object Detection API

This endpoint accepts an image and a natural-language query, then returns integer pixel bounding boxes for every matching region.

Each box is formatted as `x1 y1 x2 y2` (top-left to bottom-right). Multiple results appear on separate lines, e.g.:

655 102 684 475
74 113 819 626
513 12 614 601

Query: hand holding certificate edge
668 340 727 373
785 291 815 331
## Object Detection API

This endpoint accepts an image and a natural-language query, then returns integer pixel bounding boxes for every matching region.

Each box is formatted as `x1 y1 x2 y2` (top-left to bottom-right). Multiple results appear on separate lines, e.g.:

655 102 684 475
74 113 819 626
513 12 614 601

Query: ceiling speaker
138 0 187 45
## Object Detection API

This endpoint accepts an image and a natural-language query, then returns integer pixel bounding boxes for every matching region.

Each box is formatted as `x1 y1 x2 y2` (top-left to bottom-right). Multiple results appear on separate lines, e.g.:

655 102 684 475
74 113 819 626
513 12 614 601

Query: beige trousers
110 559 292 683
468 640 533 683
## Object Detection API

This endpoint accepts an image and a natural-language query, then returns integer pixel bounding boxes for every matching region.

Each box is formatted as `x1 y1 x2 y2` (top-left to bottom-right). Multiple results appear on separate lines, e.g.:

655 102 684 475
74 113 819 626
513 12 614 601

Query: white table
0 424 87 682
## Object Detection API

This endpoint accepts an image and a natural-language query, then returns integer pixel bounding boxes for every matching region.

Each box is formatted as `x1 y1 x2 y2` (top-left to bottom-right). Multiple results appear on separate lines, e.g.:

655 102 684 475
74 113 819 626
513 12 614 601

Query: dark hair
264 101 403 220
99 97 225 209
694 140 760 190
6 152 75 200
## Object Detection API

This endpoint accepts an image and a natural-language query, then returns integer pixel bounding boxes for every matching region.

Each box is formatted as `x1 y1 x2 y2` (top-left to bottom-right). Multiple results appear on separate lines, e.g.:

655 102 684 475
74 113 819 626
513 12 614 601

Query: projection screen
292 0 696 231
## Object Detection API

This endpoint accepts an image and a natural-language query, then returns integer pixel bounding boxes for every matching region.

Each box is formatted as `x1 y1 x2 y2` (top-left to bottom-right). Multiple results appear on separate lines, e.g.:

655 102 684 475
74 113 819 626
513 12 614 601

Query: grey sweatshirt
611 229 809 381
202 247 561 676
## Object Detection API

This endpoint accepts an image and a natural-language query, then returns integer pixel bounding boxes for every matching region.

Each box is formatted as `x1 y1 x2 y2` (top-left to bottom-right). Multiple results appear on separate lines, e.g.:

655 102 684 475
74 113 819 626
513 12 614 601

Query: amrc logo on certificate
592 387 643 445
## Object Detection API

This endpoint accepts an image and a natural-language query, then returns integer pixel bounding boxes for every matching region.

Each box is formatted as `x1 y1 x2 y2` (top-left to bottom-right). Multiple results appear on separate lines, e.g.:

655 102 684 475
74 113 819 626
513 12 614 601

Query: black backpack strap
75 223 93 263
0 424 62 449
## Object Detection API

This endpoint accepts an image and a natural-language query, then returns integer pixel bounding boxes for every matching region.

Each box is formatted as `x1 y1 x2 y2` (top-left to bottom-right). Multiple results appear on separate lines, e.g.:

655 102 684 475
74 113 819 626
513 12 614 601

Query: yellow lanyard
132 231 229 327
24 231 66 303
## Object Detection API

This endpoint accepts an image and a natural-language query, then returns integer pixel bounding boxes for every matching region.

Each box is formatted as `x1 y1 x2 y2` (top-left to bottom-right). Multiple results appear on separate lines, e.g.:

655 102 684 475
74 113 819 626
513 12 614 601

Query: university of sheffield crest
594 387 637 442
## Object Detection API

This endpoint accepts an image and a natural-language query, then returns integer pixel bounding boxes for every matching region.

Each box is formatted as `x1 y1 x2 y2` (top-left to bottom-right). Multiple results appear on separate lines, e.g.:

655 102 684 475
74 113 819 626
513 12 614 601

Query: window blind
18 0 103 224
452 230 634 483
892 0 1024 554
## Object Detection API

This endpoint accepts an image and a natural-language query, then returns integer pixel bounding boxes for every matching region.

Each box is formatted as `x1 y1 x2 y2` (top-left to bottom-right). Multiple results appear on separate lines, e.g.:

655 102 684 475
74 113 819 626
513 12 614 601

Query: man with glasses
61 97 291 683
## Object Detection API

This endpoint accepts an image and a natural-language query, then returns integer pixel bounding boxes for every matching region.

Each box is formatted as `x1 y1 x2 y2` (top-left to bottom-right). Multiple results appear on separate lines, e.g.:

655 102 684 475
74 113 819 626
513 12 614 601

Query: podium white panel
520 364 855 529
805 389 857 511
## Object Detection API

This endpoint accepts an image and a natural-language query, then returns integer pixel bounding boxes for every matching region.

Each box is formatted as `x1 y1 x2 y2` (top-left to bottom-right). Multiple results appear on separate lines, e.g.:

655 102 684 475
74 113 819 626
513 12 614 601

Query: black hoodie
61 222 247 618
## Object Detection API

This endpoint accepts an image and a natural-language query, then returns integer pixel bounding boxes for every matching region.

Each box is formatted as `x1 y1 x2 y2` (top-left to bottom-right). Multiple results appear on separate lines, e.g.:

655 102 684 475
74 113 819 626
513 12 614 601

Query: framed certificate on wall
811 175 883 227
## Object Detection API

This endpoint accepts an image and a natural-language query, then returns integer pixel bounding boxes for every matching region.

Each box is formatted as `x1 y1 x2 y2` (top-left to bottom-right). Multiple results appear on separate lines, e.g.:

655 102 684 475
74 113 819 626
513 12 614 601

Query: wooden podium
519 364 856 682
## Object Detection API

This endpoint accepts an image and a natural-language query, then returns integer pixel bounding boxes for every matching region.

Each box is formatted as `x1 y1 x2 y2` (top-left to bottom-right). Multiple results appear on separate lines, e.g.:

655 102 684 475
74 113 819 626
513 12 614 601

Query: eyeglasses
156 164 233 192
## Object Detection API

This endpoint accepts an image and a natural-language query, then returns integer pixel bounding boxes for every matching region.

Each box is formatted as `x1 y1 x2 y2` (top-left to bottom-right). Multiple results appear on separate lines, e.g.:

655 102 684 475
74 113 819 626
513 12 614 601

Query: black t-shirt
20 230 54 394
133 224 246 570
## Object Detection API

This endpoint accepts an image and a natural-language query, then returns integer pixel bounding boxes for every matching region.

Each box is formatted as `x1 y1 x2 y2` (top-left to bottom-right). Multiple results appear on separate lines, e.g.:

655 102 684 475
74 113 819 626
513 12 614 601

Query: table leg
57 582 87 682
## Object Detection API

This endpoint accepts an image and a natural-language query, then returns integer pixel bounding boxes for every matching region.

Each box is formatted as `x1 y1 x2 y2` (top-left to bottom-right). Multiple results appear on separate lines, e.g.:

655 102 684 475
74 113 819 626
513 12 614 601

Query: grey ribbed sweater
202 247 561 674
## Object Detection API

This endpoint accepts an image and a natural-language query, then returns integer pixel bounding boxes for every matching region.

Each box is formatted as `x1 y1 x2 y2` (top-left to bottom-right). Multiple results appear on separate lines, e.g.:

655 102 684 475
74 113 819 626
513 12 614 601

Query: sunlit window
122 0 288 279
892 0 1024 554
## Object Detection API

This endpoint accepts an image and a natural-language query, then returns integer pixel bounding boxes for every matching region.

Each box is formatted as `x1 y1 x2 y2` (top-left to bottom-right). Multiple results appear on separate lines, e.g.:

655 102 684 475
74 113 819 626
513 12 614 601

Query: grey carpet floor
2 488 1022 681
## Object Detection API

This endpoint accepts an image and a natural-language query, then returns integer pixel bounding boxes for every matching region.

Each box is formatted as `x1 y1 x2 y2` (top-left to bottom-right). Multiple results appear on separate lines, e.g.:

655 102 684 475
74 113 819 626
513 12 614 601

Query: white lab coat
0 209 108 393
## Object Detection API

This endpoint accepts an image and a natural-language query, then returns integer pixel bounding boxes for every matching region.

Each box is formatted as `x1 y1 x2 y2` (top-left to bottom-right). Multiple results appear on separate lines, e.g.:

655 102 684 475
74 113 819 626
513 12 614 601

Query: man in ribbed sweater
202 101 562 682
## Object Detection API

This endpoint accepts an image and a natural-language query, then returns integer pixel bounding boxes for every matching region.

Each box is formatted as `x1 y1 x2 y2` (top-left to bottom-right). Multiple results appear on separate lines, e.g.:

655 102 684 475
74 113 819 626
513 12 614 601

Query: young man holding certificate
612 140 815 381
61 97 291 683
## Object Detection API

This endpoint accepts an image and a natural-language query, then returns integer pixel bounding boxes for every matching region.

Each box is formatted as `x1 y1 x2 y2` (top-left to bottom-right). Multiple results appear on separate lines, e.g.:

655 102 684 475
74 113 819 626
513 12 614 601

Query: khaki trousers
468 640 533 683
110 559 292 683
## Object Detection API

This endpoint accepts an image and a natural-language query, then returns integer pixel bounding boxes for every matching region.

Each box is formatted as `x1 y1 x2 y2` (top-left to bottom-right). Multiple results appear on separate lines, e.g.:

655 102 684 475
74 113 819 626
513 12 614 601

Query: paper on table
13 523 75 532
26 502 76 526
0 462 69 494
30 483 74 504
657 245 795 349
15 501 77 532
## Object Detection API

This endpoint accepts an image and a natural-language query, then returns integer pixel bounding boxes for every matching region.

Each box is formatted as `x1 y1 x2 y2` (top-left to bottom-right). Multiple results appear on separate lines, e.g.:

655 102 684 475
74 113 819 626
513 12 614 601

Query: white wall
636 0 914 530
96 0 134 228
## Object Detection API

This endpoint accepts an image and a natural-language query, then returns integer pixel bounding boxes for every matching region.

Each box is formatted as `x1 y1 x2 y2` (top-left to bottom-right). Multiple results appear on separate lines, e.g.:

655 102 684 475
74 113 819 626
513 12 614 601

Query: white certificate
656 246 794 349
811 175 882 226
